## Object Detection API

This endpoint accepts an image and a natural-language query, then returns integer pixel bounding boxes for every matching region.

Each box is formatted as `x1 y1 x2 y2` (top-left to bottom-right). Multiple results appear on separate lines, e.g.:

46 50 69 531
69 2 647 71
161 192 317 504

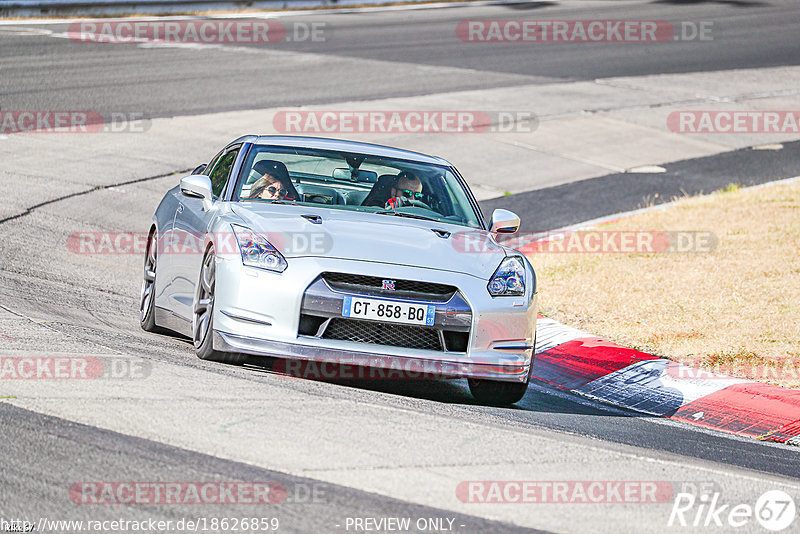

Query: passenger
249 174 288 201
248 160 295 201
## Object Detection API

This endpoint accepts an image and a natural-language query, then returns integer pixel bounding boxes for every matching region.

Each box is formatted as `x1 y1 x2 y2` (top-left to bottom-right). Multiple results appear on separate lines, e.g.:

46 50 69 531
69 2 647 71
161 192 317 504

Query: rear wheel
193 247 246 365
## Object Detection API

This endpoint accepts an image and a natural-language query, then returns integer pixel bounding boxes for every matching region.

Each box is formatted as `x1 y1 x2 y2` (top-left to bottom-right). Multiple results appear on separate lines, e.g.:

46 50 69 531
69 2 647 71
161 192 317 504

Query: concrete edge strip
532 317 800 446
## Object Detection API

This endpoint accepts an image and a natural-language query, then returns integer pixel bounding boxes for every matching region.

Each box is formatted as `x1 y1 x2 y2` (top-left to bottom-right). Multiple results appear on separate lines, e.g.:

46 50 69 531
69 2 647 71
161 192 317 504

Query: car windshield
232 145 483 229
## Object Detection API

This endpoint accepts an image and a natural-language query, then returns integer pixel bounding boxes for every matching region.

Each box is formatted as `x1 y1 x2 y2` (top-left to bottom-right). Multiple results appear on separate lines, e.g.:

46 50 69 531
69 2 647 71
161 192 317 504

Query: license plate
341 296 435 326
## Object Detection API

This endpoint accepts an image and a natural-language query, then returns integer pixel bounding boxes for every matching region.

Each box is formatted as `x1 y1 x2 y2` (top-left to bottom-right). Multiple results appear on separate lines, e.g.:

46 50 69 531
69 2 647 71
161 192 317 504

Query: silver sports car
141 136 537 405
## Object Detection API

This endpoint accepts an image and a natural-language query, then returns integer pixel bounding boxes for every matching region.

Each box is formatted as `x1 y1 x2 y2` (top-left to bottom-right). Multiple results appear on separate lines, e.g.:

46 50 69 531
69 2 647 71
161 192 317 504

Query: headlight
231 224 287 273
487 256 525 296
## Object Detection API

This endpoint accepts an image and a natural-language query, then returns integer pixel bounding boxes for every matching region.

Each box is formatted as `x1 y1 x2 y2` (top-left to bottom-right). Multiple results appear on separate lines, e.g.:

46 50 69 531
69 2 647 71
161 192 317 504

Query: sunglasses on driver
396 189 424 200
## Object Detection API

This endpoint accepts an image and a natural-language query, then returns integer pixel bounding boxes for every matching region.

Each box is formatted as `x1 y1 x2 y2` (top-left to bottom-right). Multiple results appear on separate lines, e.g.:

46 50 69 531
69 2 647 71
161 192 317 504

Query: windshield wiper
242 198 298 205
374 210 439 222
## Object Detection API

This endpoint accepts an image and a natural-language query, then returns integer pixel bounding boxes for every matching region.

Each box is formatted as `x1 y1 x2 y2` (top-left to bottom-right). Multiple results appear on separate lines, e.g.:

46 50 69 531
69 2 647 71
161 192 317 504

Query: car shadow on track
503 1 558 9
244 354 475 402
243 355 643 417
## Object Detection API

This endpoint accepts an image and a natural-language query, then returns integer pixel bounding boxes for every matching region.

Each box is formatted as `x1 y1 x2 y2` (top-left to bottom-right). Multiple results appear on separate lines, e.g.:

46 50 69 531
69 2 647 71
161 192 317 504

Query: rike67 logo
669 489 796 531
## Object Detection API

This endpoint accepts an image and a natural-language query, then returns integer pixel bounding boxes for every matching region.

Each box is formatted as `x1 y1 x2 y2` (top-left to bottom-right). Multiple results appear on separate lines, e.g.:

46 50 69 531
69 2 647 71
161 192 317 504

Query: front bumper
212 256 537 382
215 331 532 381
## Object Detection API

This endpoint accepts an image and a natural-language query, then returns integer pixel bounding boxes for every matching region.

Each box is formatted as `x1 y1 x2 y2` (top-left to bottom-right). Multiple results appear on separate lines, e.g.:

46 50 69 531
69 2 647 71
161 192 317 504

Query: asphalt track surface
0 404 537 533
0 0 799 117
2 1 800 532
480 139 800 231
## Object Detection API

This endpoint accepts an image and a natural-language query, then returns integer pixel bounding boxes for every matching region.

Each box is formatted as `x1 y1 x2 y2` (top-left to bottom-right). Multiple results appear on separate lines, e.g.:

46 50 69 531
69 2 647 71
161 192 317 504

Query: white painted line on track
626 165 666 173
753 143 784 150
0 26 52 34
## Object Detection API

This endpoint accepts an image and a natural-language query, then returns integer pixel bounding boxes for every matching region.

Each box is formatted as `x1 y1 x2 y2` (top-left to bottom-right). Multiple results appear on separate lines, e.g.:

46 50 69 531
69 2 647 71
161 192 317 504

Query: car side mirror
180 175 214 211
490 209 520 234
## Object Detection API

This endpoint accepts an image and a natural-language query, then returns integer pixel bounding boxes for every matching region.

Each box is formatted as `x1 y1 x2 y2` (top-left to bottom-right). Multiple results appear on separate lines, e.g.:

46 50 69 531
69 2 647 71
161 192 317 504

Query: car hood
230 203 507 279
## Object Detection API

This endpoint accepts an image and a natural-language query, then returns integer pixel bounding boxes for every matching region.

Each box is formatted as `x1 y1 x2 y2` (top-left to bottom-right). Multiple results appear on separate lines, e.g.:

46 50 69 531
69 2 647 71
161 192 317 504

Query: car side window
206 148 240 198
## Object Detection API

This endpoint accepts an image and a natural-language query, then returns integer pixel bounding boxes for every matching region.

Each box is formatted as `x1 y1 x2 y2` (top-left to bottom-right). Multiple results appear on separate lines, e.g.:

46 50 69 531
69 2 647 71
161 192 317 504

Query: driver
385 171 424 209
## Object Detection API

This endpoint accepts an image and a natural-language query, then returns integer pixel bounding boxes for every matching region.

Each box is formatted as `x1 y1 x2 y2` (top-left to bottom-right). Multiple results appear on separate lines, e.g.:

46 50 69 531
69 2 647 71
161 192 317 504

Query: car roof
231 135 453 166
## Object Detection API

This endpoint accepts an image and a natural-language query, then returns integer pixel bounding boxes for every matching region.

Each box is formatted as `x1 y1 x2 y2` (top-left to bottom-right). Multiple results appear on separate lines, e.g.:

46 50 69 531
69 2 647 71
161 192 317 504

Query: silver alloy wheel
193 250 215 348
140 233 157 322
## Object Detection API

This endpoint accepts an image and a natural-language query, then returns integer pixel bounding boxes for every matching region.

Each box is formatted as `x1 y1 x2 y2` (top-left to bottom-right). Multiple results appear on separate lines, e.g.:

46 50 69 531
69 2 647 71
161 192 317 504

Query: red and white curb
533 316 800 446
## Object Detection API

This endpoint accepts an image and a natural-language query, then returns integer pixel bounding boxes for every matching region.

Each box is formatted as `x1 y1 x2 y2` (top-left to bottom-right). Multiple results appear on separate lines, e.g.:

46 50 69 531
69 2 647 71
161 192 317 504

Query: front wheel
140 230 165 333
468 344 535 406
193 247 246 365
468 378 530 406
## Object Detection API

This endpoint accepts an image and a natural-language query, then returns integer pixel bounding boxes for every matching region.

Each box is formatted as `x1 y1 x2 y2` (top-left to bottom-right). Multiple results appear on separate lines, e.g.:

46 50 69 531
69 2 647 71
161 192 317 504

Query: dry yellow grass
528 181 800 388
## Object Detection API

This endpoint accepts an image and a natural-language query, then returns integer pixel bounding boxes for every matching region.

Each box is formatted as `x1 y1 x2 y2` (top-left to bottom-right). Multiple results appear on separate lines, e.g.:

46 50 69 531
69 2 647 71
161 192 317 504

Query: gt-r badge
382 279 396 291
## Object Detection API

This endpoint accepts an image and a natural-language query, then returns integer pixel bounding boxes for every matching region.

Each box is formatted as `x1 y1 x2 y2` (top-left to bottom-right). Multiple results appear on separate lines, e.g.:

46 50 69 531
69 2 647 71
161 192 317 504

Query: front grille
322 318 444 351
322 272 456 301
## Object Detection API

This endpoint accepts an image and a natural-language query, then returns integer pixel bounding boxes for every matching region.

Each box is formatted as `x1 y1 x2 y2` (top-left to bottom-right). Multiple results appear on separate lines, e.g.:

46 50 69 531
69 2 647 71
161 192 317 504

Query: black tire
468 378 530 406
468 339 536 406
193 247 246 365
140 230 166 333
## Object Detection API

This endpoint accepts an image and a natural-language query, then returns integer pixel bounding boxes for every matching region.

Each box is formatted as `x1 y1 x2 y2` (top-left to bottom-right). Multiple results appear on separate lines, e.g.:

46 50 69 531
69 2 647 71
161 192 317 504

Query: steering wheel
386 197 432 210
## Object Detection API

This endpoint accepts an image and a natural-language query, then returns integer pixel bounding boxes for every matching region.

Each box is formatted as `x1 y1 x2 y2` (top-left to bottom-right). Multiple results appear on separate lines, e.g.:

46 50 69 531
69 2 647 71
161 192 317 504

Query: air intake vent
323 318 444 352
